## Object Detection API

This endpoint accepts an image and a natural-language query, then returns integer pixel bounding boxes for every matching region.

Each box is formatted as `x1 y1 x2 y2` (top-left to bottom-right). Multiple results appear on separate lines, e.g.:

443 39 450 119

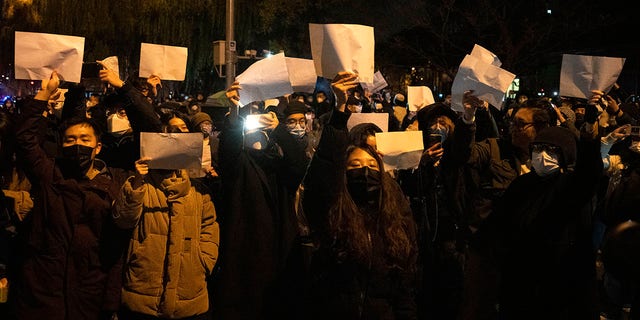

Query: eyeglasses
286 118 307 127
530 143 561 155
510 119 536 130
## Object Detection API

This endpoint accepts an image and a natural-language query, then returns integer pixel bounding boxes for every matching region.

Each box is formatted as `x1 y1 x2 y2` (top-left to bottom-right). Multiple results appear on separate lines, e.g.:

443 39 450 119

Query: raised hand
331 71 359 112
97 60 124 88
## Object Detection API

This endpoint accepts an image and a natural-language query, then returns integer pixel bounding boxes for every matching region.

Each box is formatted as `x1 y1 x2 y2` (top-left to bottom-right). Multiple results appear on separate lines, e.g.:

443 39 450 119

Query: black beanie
284 100 308 117
416 102 458 132
533 126 577 166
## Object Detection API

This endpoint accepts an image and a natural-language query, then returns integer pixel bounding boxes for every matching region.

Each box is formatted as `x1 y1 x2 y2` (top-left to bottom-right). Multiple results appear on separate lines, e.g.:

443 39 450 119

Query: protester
302 71 418 319
212 81 310 320
13 71 129 319
112 156 219 320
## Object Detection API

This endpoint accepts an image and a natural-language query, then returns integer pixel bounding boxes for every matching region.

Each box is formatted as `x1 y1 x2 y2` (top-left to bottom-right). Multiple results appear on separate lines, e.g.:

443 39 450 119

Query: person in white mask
476 124 604 319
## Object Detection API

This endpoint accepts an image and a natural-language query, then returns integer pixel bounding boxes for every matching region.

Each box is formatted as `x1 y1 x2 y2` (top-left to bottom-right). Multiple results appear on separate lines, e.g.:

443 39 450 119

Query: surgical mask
353 105 363 113
59 144 95 177
288 124 306 138
346 166 382 207
531 150 561 176
629 140 640 154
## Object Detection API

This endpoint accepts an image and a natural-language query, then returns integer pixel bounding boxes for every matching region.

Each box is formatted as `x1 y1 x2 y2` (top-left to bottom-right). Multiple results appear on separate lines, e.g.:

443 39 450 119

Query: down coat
114 170 219 318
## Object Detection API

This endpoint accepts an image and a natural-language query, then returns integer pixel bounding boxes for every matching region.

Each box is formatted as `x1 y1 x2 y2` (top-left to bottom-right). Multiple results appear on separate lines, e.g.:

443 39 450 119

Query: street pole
225 0 235 89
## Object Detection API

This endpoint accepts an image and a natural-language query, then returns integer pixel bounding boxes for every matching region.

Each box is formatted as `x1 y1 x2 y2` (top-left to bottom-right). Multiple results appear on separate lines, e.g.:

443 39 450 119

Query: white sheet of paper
361 71 389 93
286 57 318 93
347 113 389 132
559 54 626 99
407 86 435 111
309 23 375 84
14 31 85 83
450 53 516 112
139 43 188 81
140 132 203 170
375 131 424 171
471 44 502 67
101 56 120 78
236 52 293 106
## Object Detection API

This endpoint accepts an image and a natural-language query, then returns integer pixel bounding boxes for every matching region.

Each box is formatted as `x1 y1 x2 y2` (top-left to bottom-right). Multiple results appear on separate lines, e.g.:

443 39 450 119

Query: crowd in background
0 64 639 320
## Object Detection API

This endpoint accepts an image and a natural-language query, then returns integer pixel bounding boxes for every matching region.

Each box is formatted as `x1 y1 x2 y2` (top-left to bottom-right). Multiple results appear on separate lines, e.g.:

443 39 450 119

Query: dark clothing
213 120 309 320
476 135 603 320
303 109 418 320
13 98 130 320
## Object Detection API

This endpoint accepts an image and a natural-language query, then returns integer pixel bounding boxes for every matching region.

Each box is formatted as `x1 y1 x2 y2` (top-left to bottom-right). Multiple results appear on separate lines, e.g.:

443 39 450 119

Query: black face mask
58 144 95 177
346 166 382 207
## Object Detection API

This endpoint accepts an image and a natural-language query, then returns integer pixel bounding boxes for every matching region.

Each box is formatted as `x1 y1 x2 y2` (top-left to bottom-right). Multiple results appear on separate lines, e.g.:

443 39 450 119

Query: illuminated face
346 147 380 171
285 114 307 130
62 123 101 156
169 117 189 133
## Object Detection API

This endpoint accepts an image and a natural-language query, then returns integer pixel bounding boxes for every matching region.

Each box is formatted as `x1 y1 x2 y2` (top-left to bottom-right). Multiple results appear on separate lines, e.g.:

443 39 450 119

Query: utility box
213 41 225 66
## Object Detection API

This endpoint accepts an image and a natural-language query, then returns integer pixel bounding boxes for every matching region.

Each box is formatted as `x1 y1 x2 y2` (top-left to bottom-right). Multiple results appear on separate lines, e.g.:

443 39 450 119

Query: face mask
346 166 382 206
353 105 363 113
288 124 306 138
531 150 561 176
59 144 95 177
430 123 449 143
629 140 640 154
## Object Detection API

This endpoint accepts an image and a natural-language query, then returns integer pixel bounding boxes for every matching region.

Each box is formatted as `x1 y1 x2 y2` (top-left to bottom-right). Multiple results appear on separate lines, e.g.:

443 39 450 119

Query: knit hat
532 126 577 166
191 112 212 128
283 100 308 117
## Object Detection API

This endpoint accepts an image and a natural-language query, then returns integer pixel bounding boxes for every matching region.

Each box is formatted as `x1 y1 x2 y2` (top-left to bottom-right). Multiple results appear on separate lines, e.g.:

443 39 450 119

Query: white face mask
353 105 363 113
288 124 306 138
531 150 561 176
630 140 640 154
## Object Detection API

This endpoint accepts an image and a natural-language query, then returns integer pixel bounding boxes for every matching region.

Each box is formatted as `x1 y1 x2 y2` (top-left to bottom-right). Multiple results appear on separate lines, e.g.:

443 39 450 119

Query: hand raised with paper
226 81 242 106
331 71 359 112
97 60 124 88
36 71 60 102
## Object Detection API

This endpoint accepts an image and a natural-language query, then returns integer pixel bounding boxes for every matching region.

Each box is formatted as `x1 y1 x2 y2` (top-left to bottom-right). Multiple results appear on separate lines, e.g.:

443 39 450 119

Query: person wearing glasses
456 96 557 319
474 120 603 319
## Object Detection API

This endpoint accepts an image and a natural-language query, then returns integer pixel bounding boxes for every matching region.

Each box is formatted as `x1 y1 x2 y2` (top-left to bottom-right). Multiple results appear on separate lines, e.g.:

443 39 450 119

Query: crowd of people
0 61 639 320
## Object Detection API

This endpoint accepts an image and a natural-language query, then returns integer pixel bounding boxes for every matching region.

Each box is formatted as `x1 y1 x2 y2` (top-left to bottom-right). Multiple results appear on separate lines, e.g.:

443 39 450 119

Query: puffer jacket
114 170 219 318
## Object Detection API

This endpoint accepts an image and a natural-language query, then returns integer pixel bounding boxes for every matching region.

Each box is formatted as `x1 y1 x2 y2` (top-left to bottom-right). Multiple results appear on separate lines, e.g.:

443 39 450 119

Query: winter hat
191 112 212 128
532 126 577 166
283 100 308 117
416 102 459 132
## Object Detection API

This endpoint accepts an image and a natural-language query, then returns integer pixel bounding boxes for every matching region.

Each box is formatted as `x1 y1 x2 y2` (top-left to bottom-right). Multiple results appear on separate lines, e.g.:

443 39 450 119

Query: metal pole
225 0 235 89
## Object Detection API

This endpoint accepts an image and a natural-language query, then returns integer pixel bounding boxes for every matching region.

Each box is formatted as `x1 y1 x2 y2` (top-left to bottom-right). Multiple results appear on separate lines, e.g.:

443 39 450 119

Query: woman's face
169 117 189 133
346 147 379 171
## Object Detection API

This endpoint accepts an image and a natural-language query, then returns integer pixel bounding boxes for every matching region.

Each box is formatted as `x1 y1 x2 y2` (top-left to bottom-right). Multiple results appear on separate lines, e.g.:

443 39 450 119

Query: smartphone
428 133 444 147
81 62 102 79
244 114 267 131
630 126 640 137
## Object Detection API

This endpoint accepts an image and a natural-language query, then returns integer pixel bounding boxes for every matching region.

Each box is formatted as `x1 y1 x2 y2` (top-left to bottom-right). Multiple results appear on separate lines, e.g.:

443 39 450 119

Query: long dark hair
327 145 417 270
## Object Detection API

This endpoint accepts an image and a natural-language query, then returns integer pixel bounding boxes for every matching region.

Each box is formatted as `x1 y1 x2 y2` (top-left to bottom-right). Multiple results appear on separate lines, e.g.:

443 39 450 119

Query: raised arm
15 72 61 182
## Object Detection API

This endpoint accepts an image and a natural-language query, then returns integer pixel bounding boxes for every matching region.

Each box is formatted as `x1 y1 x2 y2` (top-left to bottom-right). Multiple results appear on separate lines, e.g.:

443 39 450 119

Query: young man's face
63 123 102 156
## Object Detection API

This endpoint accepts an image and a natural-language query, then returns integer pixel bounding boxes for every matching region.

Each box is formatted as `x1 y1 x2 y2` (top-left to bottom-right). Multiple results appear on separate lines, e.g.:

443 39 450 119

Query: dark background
1 0 638 100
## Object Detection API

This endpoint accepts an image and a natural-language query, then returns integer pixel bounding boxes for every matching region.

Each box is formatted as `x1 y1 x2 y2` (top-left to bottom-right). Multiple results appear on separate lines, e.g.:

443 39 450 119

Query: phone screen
81 62 102 79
